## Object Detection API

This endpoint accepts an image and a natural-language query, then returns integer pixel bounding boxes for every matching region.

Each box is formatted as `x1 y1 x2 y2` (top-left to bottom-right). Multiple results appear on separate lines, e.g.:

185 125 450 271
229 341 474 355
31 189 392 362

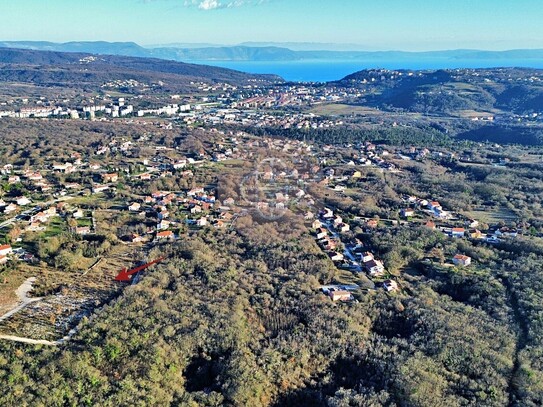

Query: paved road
321 220 375 289
322 220 362 271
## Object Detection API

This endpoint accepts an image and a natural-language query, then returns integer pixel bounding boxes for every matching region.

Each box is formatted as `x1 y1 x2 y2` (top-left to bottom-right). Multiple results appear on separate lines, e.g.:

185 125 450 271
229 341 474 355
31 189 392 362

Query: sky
0 0 542 51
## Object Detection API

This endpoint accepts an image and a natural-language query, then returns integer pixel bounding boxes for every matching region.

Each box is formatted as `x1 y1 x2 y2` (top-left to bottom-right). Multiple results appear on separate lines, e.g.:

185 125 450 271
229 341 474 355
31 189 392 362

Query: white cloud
197 0 220 9
183 0 267 10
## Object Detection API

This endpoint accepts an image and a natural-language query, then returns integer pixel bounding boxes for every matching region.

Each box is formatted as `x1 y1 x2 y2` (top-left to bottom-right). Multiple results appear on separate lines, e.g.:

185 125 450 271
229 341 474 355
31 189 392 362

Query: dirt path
0 277 42 323
0 334 57 346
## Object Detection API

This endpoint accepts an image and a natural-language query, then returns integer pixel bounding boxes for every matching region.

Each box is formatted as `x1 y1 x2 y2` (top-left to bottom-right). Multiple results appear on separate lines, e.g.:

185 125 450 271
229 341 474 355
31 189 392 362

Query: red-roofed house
0 245 12 257
156 230 175 241
453 254 472 267
451 228 466 238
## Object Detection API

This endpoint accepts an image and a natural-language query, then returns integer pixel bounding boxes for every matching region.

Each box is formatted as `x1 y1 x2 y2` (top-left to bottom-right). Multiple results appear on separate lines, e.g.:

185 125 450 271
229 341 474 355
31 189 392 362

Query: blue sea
190 59 543 82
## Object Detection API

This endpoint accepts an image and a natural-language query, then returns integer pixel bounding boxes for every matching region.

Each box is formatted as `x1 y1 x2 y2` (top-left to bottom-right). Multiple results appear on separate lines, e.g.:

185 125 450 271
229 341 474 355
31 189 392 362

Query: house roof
454 254 471 261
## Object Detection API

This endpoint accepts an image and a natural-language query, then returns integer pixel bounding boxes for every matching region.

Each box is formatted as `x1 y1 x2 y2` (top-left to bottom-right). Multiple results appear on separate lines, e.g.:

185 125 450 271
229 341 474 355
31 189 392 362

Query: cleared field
462 208 518 224
0 271 31 316
0 245 148 341
456 109 499 118
310 103 384 116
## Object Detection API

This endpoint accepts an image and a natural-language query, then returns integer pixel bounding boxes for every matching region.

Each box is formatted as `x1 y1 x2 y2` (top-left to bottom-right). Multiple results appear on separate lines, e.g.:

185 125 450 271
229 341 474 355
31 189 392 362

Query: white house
196 217 208 227
365 259 385 276
16 196 31 206
322 207 334 219
453 254 472 267
316 228 328 240
451 228 466 238
383 279 399 292
0 244 12 257
4 203 18 214
337 223 350 233
72 209 84 219
427 201 442 212
329 252 344 262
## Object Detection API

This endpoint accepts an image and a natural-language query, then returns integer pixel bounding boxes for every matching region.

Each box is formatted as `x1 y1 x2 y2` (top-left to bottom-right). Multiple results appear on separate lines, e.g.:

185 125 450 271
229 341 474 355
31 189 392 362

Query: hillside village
0 121 531 320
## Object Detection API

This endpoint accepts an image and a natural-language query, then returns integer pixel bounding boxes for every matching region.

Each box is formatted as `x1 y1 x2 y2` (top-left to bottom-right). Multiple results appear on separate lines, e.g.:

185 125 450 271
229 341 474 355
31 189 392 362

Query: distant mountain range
1 41 543 62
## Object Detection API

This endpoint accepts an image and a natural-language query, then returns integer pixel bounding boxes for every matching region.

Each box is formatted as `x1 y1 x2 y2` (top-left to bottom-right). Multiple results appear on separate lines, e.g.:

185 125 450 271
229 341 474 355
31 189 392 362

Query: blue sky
0 0 541 50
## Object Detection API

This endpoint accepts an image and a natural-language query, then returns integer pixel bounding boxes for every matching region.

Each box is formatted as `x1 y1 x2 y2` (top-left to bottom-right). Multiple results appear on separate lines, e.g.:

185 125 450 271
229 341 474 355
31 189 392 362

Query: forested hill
338 68 543 115
0 47 283 91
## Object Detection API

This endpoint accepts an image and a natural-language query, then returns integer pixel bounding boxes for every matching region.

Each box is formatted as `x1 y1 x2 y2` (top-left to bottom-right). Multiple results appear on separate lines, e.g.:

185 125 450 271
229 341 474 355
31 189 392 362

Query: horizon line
1 40 543 54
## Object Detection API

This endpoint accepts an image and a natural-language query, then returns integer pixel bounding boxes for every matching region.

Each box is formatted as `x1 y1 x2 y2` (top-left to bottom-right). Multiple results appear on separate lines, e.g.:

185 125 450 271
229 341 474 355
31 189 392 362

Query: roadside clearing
0 277 42 323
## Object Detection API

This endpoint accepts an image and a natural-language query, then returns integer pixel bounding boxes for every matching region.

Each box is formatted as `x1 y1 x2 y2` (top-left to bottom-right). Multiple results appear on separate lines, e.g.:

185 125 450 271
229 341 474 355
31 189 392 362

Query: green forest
1 219 543 406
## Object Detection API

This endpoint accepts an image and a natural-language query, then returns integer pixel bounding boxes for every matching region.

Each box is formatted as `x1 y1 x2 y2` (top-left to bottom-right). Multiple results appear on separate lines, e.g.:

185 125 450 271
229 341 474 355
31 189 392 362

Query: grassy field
42 217 67 238
76 218 93 227
309 103 384 116
462 208 518 225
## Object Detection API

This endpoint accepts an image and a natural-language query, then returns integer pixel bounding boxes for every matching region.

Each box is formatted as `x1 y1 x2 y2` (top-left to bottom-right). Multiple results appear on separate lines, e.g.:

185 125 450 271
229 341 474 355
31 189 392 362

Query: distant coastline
187 58 543 82
1 41 543 82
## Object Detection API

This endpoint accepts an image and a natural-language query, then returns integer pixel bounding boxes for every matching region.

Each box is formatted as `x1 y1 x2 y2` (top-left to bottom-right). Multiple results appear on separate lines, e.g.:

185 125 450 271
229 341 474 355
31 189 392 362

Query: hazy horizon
1 0 542 51
2 39 543 54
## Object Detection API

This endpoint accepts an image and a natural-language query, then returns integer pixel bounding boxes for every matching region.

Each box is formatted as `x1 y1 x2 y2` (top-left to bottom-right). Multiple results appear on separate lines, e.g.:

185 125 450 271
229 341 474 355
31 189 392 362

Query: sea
189 58 543 82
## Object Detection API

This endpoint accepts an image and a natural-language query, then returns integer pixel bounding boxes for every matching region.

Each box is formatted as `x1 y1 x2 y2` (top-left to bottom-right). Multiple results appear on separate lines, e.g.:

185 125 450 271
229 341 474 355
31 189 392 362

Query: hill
339 68 543 116
0 41 149 57
0 47 283 92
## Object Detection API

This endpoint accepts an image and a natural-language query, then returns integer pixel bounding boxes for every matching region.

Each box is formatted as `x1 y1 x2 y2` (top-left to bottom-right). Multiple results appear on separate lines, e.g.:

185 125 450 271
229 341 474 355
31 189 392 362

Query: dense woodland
1 220 543 406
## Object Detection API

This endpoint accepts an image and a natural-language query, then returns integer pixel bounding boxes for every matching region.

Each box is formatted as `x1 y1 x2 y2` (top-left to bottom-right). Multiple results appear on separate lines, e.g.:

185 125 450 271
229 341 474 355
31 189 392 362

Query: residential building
453 254 472 267
75 226 91 235
4 203 18 214
361 251 374 263
16 196 31 206
365 259 385 276
0 245 12 257
156 230 174 240
451 228 466 238
329 290 353 302
329 252 344 262
102 173 119 183
383 279 399 292
128 202 141 212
